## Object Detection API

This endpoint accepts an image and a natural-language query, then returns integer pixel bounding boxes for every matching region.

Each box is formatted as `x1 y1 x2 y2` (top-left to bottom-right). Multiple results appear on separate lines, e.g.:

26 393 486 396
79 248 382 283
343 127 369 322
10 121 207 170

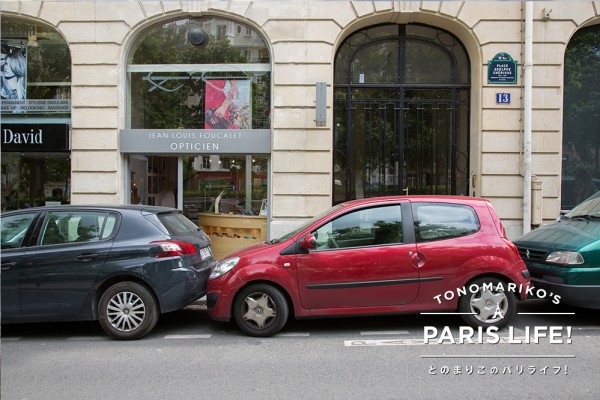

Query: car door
296 202 419 309
18 210 118 316
1 211 39 317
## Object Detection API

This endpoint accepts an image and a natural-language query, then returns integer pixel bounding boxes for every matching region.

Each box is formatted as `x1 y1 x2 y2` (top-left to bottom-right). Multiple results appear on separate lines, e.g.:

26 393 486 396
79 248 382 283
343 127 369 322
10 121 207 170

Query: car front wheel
98 282 159 340
233 284 289 337
459 277 516 329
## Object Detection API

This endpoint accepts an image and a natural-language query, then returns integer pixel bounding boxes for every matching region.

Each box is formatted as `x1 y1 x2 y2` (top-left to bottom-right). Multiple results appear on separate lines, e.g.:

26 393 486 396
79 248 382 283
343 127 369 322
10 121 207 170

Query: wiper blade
566 214 600 221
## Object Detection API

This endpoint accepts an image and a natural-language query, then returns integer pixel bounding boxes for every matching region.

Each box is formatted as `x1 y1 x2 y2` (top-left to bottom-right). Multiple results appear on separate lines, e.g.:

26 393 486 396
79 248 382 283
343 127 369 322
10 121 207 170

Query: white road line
421 354 577 359
66 336 110 341
345 337 535 347
1 337 22 341
360 330 409 336
164 334 212 339
277 332 310 337
420 312 476 315
345 339 429 346
518 312 576 315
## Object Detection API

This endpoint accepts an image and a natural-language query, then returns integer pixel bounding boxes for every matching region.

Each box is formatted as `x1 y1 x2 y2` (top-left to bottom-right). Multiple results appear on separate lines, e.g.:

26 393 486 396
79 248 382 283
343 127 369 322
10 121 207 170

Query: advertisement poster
204 79 251 129
1 39 27 100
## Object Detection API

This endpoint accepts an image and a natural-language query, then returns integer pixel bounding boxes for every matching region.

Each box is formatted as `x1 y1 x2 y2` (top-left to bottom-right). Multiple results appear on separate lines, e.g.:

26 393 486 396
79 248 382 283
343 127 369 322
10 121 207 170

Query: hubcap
106 291 146 332
242 293 276 329
470 286 508 324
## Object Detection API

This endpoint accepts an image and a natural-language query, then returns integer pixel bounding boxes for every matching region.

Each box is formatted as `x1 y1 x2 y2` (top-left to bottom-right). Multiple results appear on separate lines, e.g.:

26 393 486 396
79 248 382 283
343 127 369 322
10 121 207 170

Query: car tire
459 277 516 329
233 284 289 337
98 282 159 340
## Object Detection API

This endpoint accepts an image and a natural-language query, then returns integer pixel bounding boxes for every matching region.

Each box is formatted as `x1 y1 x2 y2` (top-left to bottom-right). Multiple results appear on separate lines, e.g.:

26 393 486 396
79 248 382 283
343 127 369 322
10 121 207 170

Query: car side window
1 213 37 249
312 205 402 250
412 203 480 242
39 211 118 245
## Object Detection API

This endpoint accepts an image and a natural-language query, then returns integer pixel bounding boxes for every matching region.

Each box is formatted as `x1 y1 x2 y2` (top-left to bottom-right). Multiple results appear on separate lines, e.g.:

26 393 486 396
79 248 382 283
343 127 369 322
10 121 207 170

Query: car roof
1 204 180 214
338 195 489 209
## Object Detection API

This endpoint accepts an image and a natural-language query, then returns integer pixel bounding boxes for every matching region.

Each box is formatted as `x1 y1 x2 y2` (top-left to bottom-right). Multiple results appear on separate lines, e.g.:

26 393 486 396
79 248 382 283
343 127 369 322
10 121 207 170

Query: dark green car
514 192 600 309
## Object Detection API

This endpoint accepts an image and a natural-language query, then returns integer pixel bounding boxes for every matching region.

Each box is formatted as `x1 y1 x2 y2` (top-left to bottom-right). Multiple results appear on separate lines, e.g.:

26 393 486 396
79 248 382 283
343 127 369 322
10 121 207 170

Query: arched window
125 17 271 219
127 17 270 130
561 25 600 210
334 24 470 203
1 17 72 210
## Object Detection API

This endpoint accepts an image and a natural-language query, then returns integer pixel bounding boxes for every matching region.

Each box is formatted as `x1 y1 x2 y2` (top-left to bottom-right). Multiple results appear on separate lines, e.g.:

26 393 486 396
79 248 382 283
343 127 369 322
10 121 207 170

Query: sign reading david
2 123 70 152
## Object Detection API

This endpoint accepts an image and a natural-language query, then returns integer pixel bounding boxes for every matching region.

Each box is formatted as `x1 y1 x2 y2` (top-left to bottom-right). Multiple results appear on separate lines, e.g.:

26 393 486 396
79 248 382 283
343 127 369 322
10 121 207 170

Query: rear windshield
157 212 200 235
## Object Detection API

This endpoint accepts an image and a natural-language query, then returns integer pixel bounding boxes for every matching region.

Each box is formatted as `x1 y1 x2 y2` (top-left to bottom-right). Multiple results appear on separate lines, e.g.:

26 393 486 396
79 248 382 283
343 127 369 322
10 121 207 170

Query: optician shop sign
1 123 70 152
120 129 271 154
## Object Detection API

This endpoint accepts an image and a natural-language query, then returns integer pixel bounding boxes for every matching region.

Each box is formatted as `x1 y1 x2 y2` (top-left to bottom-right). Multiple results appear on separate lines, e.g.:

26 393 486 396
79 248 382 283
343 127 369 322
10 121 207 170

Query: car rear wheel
98 282 159 340
233 284 289 337
459 277 516 329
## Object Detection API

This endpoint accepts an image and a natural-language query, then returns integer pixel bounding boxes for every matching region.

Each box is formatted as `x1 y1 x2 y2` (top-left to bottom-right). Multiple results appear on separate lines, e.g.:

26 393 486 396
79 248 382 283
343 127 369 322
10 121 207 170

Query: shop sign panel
1 99 71 114
1 123 70 152
120 129 270 154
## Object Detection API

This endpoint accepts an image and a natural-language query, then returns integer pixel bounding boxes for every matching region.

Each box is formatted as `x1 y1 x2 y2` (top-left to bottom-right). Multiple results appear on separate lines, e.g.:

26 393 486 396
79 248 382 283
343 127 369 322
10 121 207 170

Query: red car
207 196 530 337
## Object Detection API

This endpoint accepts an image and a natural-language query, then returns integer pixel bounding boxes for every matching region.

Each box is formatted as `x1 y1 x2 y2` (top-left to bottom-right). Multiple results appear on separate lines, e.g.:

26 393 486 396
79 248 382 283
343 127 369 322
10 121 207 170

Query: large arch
1 15 72 210
561 23 600 211
333 22 471 203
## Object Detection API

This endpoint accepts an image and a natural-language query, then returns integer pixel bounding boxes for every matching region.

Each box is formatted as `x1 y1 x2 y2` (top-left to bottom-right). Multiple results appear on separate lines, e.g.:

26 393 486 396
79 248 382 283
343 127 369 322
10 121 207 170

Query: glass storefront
126 17 271 219
1 18 72 211
125 15 271 249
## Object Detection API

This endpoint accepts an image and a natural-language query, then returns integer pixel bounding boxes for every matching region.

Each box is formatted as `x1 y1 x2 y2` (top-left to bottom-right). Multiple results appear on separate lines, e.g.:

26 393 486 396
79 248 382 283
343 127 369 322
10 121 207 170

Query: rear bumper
154 259 216 313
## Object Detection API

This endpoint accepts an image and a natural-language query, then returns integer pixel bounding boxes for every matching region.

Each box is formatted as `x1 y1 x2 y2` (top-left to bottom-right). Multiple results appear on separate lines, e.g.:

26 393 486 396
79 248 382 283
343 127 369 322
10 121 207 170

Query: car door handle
1 261 16 270
75 253 99 261
409 252 425 268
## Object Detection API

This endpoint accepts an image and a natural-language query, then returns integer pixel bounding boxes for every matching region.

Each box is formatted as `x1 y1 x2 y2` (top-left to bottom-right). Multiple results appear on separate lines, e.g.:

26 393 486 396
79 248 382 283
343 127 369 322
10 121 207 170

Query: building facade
1 1 599 242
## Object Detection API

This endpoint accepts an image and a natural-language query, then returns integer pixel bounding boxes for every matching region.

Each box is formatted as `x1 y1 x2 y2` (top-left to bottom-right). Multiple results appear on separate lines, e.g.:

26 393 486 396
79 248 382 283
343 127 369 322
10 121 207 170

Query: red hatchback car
207 196 530 337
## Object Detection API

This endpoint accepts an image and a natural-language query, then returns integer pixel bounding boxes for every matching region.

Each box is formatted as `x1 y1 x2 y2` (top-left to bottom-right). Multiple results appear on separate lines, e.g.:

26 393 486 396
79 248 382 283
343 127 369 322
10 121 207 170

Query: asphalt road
2 299 599 400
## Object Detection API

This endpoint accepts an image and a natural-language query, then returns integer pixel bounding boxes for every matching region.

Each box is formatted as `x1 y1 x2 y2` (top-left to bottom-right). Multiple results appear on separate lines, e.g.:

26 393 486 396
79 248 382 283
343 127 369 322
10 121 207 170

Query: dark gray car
1 205 216 339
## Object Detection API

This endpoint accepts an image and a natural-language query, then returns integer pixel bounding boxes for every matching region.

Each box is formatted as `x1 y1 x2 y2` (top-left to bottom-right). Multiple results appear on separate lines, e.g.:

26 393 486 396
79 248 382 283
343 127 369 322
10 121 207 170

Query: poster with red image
204 79 251 129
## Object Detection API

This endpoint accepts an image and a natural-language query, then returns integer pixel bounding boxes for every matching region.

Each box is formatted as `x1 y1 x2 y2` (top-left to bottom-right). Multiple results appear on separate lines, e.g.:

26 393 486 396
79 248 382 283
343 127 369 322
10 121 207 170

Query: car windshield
271 204 343 243
564 191 600 218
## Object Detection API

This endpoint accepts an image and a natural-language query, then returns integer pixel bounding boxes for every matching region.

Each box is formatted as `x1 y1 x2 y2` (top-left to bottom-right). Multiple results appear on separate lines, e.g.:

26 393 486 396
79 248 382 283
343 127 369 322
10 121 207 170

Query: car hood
514 219 600 251
222 240 277 260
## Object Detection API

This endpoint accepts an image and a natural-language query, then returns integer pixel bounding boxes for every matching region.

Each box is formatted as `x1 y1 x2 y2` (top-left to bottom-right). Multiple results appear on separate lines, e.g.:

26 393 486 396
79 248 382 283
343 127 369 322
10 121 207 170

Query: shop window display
1 18 71 211
126 16 272 256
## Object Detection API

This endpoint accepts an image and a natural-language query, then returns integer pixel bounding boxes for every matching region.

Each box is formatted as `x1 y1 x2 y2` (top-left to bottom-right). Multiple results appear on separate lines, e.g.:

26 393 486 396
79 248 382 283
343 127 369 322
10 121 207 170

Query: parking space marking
360 330 409 336
345 338 430 346
66 336 111 341
1 337 22 341
277 332 311 337
164 334 212 339
518 312 576 315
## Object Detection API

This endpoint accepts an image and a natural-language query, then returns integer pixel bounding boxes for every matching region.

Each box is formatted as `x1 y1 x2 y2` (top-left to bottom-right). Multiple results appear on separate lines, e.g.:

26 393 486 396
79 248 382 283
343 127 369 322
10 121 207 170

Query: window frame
311 204 404 251
411 202 480 243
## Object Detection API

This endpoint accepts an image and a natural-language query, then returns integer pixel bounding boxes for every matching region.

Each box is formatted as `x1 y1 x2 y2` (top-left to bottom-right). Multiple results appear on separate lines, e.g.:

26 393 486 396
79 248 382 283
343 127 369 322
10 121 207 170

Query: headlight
546 251 584 265
209 257 240 279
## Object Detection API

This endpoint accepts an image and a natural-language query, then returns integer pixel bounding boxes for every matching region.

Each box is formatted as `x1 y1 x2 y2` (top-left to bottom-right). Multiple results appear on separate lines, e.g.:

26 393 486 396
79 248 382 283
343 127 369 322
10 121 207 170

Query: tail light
151 240 196 258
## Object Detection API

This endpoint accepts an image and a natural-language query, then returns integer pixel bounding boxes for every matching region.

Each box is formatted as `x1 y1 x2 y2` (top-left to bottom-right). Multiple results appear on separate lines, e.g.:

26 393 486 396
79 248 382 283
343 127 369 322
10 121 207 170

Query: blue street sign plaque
488 53 518 84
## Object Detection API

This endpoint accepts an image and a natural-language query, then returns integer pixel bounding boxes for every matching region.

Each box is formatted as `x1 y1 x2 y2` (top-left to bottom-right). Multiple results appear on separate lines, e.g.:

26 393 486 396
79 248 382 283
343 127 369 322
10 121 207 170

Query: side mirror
300 234 317 250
